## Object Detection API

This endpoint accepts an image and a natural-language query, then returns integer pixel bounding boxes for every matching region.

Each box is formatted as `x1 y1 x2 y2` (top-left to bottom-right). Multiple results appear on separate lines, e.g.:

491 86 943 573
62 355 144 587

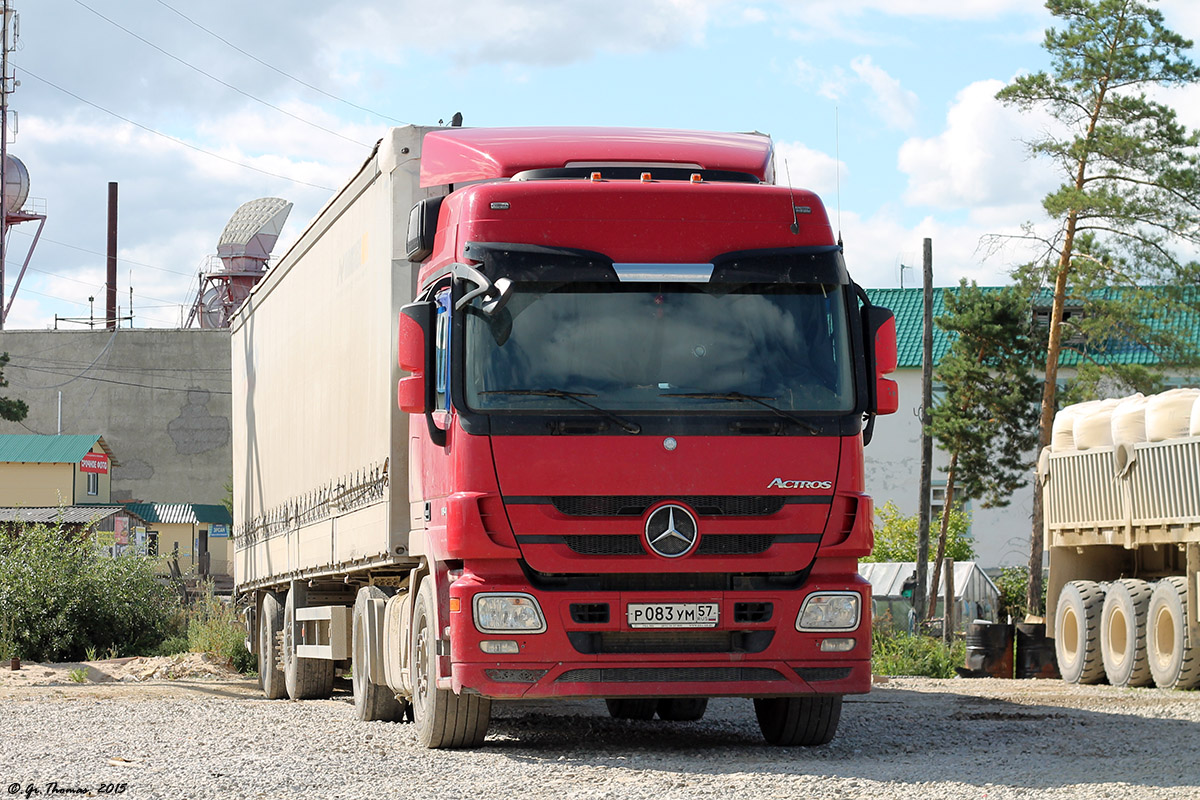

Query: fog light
480 640 520 654
820 637 856 653
473 593 547 633
796 593 861 631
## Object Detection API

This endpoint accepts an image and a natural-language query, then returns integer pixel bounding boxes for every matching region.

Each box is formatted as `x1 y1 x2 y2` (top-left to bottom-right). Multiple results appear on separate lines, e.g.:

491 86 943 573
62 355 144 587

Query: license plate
627 602 720 629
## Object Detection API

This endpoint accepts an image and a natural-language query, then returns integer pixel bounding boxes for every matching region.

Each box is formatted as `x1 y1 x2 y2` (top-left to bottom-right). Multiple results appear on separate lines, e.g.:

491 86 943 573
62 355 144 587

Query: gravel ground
1 672 1198 800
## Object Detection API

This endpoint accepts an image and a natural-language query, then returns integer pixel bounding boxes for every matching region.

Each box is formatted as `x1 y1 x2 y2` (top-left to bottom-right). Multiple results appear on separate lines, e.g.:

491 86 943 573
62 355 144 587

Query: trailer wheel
258 591 286 700
1100 578 1153 687
657 698 708 721
411 579 491 748
753 695 842 746
1147 577 1200 690
282 589 335 700
604 699 658 720
1055 580 1106 684
353 586 406 721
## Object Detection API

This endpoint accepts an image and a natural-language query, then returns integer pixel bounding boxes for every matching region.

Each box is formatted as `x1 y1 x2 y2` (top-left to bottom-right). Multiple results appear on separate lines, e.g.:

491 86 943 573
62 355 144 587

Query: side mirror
866 306 899 416
398 302 434 415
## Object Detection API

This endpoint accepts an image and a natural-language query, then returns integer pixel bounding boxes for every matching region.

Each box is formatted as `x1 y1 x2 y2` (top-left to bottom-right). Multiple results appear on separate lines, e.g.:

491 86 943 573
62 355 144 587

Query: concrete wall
0 329 231 506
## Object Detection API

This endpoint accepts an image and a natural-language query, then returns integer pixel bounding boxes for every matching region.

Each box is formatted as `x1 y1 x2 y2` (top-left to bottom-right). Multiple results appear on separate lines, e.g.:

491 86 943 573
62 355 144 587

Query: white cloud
849 56 918 131
898 78 1054 211
774 140 845 196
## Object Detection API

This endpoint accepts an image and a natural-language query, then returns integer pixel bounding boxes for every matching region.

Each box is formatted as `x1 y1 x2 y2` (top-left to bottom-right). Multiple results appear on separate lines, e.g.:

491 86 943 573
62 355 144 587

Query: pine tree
0 352 29 423
926 282 1041 617
996 0 1200 613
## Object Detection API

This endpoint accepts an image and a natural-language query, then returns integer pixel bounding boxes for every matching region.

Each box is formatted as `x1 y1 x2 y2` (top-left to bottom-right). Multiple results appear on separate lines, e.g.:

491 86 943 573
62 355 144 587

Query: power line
15 362 231 394
11 227 197 277
16 65 337 192
71 0 373 150
153 0 405 126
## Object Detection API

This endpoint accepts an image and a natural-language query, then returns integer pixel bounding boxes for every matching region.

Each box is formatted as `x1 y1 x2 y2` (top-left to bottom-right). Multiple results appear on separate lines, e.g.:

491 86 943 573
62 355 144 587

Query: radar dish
199 282 254 329
216 197 292 263
3 155 30 215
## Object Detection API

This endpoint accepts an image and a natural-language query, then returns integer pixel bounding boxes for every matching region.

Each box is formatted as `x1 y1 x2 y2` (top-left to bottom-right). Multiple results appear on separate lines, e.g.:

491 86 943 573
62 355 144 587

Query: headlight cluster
796 593 861 632
473 593 546 633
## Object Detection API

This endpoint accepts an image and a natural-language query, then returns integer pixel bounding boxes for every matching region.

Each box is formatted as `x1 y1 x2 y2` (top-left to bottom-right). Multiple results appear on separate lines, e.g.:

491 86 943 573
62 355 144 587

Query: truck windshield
463 282 855 414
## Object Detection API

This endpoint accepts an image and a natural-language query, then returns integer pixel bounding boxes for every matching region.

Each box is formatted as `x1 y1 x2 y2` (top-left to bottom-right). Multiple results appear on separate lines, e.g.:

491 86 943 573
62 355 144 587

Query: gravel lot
2 669 1199 800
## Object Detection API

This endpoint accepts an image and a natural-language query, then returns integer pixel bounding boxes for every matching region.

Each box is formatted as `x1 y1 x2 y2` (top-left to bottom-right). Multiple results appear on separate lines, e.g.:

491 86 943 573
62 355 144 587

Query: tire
1147 577 1200 690
1100 578 1153 688
353 586 406 721
1055 580 1106 685
753 695 842 746
657 698 708 721
411 579 491 748
605 699 659 720
282 589 336 700
258 591 286 700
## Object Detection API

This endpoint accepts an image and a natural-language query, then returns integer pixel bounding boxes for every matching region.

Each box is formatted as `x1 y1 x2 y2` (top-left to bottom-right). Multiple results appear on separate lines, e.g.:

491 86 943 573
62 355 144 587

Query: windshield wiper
478 388 642 434
661 391 820 435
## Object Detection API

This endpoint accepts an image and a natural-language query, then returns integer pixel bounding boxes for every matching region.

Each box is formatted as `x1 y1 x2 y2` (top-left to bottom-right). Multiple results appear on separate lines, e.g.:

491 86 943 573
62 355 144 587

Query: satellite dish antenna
189 197 292 328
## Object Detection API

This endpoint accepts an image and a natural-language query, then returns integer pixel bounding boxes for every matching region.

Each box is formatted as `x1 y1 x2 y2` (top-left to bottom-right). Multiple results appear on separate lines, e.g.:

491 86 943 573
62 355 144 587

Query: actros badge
767 478 833 490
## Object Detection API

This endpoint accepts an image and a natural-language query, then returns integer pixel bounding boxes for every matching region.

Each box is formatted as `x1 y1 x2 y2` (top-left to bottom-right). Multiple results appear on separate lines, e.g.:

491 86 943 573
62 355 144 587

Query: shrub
0 521 181 662
187 583 255 673
872 627 965 678
863 500 976 563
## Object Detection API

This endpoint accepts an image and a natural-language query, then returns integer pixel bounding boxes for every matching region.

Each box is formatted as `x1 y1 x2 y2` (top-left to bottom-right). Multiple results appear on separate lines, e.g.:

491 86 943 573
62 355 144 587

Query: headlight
796 593 861 632
473 593 547 633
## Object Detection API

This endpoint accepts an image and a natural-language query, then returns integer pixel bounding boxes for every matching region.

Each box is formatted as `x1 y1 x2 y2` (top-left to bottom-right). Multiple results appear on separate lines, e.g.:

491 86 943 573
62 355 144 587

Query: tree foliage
0 521 181 662
0 352 28 423
865 500 975 564
996 0 1200 612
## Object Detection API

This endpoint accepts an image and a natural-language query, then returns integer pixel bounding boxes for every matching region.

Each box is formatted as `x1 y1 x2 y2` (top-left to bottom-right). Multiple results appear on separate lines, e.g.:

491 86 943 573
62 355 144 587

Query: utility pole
0 0 10 330
914 237 934 624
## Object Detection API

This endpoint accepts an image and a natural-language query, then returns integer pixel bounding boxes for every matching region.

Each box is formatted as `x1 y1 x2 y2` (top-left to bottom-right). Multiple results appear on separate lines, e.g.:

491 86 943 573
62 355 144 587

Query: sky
2 0 1200 330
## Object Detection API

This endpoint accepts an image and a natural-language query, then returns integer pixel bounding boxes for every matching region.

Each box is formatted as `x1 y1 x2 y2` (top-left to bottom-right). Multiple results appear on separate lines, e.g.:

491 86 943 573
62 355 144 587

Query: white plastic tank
3 154 29 215
1110 393 1147 448
1145 388 1199 441
1073 398 1120 450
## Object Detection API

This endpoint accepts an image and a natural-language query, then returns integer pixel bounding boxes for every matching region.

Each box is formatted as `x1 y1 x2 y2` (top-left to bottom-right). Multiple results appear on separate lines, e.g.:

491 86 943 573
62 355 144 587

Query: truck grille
555 667 785 683
567 630 773 655
551 495 785 517
558 534 777 557
794 666 852 682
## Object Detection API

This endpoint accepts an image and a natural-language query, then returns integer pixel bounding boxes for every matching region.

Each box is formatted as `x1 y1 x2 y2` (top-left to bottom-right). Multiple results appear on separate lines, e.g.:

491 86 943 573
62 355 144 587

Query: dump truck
1042 389 1200 689
231 124 899 748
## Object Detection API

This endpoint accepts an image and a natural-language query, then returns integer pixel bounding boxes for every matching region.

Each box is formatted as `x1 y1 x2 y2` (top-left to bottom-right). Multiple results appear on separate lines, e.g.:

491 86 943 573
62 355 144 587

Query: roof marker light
690 173 703 183
640 172 652 183
590 172 602 182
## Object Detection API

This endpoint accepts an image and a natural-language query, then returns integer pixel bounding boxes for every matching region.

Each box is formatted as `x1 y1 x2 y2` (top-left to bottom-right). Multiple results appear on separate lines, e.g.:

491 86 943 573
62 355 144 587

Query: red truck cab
397 127 897 746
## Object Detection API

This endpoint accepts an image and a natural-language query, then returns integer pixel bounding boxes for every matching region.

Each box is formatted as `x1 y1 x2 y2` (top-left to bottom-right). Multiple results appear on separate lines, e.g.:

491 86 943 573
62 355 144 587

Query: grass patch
872 627 965 679
187 584 256 673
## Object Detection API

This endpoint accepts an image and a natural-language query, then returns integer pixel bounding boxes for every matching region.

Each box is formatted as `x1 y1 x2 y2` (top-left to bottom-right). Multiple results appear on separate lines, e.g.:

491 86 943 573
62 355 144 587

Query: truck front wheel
411 579 491 748
353 586 406 721
657 698 708 721
1055 580 1106 684
754 695 842 746
604 699 658 720
1100 578 1153 687
1147 577 1200 690
282 589 335 700
258 591 286 699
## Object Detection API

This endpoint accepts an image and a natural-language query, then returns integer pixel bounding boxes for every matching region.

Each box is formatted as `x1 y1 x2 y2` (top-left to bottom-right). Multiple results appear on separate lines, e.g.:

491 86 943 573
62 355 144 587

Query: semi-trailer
232 124 899 748
1042 390 1200 689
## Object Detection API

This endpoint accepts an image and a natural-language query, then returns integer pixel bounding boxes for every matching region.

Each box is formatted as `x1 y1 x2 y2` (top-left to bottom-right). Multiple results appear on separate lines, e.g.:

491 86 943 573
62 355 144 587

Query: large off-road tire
282 589 335 700
258 591 286 700
411 579 490 748
605 699 659 720
1100 578 1153 687
753 695 842 746
1147 577 1200 690
1055 580 1106 685
657 698 708 721
353 585 406 721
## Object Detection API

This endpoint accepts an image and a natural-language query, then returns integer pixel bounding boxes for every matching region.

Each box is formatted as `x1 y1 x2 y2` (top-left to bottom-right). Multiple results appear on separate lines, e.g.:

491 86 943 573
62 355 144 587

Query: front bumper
447 569 871 700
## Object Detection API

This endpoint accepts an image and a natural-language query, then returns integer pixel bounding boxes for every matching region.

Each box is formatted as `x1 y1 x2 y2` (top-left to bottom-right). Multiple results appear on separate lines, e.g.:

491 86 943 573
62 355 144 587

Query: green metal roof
124 502 232 526
0 434 115 465
864 286 1200 370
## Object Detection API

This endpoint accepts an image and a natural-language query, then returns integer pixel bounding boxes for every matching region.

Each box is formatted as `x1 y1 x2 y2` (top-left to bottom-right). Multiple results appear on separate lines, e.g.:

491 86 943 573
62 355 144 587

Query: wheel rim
1109 607 1128 667
353 613 366 693
1061 606 1079 662
1153 605 1175 672
414 607 431 713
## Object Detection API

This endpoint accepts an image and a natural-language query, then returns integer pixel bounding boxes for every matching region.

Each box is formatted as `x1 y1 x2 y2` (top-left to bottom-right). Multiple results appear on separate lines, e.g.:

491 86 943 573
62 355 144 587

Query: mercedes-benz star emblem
644 504 698 558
